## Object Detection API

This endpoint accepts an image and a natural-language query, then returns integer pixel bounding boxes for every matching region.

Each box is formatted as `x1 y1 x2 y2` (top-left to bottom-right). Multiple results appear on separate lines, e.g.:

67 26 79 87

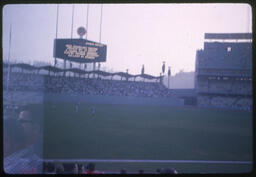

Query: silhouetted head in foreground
18 104 43 146
4 118 26 157
87 163 95 172
63 163 78 174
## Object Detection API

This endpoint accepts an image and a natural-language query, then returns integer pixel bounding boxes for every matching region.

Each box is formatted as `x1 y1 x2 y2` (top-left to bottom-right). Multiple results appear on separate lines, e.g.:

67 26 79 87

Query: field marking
43 159 252 164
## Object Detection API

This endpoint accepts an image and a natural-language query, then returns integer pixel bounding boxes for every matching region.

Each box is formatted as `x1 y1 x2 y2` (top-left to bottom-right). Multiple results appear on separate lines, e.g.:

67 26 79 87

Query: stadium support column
64 59 66 76
160 73 162 84
168 75 170 88
93 62 96 78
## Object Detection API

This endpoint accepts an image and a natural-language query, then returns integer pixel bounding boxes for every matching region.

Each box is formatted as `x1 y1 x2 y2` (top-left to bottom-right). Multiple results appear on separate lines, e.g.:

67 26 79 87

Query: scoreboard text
54 39 107 63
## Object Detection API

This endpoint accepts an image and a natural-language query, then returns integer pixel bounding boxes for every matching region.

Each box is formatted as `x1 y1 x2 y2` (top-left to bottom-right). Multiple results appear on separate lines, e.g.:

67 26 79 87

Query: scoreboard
54 39 107 63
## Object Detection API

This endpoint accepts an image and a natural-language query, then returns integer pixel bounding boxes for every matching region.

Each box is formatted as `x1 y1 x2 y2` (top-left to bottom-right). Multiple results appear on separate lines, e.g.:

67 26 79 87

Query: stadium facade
195 33 252 111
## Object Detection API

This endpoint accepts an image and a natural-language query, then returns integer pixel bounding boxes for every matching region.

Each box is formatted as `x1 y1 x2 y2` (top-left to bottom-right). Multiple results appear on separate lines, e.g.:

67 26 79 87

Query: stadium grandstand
3 63 174 98
195 33 252 111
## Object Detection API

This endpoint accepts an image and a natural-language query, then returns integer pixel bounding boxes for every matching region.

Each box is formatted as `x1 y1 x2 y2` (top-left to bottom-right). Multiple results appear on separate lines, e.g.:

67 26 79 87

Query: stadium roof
136 73 160 79
204 33 252 40
39 65 63 72
92 70 113 76
112 72 136 78
11 63 37 70
4 62 161 80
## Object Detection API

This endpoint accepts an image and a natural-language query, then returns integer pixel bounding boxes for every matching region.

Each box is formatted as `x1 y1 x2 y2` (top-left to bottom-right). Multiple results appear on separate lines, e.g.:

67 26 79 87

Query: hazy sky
2 3 252 76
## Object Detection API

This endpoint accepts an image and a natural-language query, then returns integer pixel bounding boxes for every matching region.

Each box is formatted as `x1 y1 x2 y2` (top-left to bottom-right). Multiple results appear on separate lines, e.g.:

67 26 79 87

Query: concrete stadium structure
195 33 252 111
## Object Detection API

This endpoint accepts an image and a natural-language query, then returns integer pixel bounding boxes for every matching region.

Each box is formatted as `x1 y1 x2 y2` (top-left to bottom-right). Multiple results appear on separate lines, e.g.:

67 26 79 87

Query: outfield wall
44 93 184 106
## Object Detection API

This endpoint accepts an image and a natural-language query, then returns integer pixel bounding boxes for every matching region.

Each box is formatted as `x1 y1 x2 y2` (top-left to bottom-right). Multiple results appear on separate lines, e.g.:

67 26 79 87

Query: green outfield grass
42 103 253 173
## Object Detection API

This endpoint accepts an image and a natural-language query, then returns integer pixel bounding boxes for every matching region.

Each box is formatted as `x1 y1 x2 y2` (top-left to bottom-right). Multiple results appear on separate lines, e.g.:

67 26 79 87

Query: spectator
14 104 44 174
4 118 26 158
18 104 43 154
55 164 64 174
84 163 103 174
63 163 78 174
44 162 55 174
120 168 127 174
42 162 48 173
3 118 39 174
77 164 86 174
161 168 178 174
138 169 144 174
156 168 161 174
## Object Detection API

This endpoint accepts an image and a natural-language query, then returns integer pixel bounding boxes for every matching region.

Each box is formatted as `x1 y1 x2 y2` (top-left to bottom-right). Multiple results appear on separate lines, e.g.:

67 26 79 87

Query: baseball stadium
3 4 253 175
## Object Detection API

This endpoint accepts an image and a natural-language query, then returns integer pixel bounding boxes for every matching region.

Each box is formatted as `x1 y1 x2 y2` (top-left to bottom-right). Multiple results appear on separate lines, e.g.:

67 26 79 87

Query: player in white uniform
90 106 95 117
75 102 80 113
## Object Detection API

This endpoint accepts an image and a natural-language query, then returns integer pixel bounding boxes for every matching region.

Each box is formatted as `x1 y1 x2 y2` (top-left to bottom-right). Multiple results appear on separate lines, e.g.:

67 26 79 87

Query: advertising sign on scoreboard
54 39 107 63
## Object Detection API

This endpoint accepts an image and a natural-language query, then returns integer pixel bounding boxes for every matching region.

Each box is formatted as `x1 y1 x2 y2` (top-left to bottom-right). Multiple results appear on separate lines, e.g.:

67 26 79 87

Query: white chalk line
43 159 252 164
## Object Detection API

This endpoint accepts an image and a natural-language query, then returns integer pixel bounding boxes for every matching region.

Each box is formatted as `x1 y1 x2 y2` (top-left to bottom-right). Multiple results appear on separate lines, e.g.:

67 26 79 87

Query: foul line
43 159 252 164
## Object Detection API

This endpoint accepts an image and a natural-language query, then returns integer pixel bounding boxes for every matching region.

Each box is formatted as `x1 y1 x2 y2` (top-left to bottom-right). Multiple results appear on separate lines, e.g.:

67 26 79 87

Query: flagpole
55 4 59 67
99 4 103 43
69 4 75 74
71 4 75 39
94 4 103 77
86 4 93 75
86 4 89 40
168 67 171 89
7 24 12 92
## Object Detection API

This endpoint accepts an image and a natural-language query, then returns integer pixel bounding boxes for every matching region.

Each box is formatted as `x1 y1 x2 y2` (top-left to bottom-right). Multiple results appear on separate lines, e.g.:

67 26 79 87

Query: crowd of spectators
3 71 44 92
197 77 252 111
44 75 172 98
198 95 252 111
197 79 252 96
42 162 178 174
3 70 172 98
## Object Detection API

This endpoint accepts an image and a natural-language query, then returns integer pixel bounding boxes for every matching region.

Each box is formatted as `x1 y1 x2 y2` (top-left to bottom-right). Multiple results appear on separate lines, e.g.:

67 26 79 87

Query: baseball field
42 103 253 173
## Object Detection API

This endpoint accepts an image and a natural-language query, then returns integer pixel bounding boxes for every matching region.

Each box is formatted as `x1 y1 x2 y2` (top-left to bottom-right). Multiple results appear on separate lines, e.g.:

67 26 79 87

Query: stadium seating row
197 95 252 111
3 71 172 99
197 79 252 96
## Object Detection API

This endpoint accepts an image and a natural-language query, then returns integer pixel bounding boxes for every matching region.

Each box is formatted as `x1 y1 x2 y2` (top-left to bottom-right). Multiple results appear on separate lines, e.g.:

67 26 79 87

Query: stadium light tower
77 26 87 77
168 66 171 89
6 24 12 92
141 65 144 75
54 4 59 67
162 61 166 74
126 69 129 81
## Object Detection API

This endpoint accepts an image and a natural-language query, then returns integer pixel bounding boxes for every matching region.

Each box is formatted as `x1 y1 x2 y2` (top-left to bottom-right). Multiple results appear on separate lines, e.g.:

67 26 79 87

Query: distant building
195 33 252 111
163 71 195 89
